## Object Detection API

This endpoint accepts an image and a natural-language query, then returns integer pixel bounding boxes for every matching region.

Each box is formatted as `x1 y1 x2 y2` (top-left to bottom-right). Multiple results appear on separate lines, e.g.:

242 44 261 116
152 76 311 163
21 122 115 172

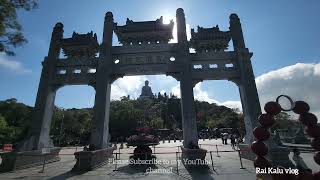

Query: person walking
223 133 228 145
230 134 236 149
221 133 224 144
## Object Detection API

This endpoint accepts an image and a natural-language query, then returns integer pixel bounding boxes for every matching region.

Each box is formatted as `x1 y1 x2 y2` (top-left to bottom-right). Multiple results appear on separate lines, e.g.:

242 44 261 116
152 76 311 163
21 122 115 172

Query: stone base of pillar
267 146 295 168
72 146 116 172
180 146 207 167
238 143 256 161
238 143 295 168
0 147 61 172
18 135 54 151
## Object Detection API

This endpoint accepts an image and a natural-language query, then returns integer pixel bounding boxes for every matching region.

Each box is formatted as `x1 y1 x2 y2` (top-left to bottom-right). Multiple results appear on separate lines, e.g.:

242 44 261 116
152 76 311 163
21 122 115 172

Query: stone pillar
176 8 199 147
20 23 63 151
90 12 114 149
230 14 294 167
229 14 261 144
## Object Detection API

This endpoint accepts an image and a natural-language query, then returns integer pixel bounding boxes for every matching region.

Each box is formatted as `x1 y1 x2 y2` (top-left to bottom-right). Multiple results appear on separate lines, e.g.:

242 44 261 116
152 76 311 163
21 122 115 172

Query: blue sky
0 0 320 114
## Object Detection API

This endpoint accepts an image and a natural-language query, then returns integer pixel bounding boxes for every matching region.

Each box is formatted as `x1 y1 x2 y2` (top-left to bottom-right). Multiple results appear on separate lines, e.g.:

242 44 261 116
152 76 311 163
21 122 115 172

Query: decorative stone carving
190 25 231 52
115 16 174 45
61 31 99 58
114 54 168 65
6 8 269 172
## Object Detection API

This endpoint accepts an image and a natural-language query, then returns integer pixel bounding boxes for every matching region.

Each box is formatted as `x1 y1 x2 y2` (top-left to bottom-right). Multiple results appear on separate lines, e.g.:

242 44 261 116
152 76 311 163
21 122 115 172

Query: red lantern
314 152 320 165
264 101 281 115
254 156 270 168
311 139 320 151
293 101 310 114
253 127 270 141
306 126 320 138
251 141 268 156
299 113 318 127
258 114 275 128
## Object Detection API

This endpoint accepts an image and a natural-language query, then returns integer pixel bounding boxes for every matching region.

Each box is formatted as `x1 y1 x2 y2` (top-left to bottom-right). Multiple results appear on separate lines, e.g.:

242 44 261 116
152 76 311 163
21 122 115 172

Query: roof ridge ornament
61 31 99 58
115 16 174 46
190 25 231 52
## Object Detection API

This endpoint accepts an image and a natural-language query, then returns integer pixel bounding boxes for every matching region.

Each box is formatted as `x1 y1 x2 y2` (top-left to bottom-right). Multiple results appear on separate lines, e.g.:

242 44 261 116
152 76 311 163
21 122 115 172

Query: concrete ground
0 139 317 180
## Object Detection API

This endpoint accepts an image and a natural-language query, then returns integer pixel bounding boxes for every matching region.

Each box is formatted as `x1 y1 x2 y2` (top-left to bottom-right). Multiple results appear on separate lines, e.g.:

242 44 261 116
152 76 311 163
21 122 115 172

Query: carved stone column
20 23 64 151
236 50 261 144
176 8 199 147
0 23 63 173
230 14 261 144
90 12 114 149
230 14 294 167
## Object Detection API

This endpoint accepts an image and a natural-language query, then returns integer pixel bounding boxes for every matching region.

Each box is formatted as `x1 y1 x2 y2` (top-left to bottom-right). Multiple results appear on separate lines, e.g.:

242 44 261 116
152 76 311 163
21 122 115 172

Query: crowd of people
220 132 242 149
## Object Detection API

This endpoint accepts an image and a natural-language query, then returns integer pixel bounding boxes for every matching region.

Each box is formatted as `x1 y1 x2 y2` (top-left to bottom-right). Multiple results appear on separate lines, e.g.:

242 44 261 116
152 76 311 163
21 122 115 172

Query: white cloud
220 101 243 112
111 76 146 100
193 83 218 104
189 62 320 116
256 63 320 117
170 82 241 111
193 83 242 111
109 63 320 117
0 55 31 73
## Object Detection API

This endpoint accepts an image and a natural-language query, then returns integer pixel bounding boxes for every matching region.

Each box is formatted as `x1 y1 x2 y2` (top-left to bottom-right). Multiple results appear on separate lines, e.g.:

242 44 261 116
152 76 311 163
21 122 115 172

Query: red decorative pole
252 95 319 180
252 101 280 169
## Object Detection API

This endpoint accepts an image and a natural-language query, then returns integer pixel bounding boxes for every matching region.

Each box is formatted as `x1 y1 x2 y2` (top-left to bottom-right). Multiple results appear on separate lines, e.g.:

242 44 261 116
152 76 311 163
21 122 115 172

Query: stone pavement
0 139 317 180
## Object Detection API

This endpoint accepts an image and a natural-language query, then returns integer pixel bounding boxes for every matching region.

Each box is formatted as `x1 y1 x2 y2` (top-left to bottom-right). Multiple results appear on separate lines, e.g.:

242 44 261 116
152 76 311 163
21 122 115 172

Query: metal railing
1 142 248 174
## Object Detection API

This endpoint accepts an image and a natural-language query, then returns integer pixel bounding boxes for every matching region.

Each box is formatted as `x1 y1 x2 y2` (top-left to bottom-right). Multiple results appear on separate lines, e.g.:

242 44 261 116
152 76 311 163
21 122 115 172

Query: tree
0 114 15 145
206 118 220 129
150 117 163 129
0 0 38 55
271 112 300 132
0 96 245 145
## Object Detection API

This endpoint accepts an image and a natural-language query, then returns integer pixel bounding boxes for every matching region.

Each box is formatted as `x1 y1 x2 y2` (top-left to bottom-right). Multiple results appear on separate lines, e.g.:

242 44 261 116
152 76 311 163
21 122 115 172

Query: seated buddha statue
140 80 153 98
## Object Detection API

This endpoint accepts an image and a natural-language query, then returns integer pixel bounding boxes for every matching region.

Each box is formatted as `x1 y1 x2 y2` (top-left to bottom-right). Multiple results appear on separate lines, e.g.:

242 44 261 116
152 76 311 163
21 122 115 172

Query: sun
161 15 177 43
162 15 175 24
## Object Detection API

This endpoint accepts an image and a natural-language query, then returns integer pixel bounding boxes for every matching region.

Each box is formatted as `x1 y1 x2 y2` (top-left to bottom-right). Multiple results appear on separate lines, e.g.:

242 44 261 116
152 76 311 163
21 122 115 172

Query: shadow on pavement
47 170 86 180
116 164 157 175
185 165 215 180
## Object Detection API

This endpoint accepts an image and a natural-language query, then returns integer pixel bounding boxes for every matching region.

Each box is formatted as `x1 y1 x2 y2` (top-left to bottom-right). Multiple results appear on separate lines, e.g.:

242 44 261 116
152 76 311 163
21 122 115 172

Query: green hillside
0 95 298 147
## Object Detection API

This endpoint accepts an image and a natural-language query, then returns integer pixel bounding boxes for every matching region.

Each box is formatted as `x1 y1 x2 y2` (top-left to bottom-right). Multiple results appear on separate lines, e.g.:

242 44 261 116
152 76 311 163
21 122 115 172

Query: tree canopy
0 95 302 147
0 0 38 55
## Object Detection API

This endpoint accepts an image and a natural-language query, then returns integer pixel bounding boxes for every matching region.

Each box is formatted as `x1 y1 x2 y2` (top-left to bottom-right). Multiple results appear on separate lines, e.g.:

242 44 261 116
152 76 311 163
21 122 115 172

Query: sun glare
162 15 174 24
162 15 191 44
162 15 177 43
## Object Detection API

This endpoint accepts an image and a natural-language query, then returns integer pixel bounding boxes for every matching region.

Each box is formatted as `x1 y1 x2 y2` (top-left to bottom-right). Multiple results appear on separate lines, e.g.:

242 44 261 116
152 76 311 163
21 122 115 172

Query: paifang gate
20 8 261 159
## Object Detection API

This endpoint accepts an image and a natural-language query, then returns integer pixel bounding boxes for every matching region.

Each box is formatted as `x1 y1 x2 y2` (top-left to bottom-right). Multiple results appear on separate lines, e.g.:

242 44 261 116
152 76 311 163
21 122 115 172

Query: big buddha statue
140 80 154 98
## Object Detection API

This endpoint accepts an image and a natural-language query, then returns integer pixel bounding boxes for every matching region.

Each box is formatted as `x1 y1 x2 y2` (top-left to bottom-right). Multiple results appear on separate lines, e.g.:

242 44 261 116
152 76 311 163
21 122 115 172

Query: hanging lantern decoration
251 95 320 179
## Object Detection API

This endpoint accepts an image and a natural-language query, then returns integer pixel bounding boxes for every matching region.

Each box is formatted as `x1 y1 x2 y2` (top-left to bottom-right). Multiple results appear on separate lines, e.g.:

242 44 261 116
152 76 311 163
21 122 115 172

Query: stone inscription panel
112 52 173 65
113 64 170 75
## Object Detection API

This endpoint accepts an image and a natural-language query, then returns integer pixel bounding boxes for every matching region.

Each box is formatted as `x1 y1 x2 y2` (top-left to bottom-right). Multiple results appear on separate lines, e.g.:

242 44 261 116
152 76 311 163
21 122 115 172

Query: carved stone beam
166 72 181 82
51 83 64 92
192 79 203 87
228 78 240 86
110 74 124 84
88 82 96 90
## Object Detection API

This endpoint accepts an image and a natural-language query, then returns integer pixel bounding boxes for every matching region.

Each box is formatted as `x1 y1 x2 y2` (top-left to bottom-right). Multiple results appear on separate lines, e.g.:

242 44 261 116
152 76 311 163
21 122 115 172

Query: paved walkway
0 139 317 179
